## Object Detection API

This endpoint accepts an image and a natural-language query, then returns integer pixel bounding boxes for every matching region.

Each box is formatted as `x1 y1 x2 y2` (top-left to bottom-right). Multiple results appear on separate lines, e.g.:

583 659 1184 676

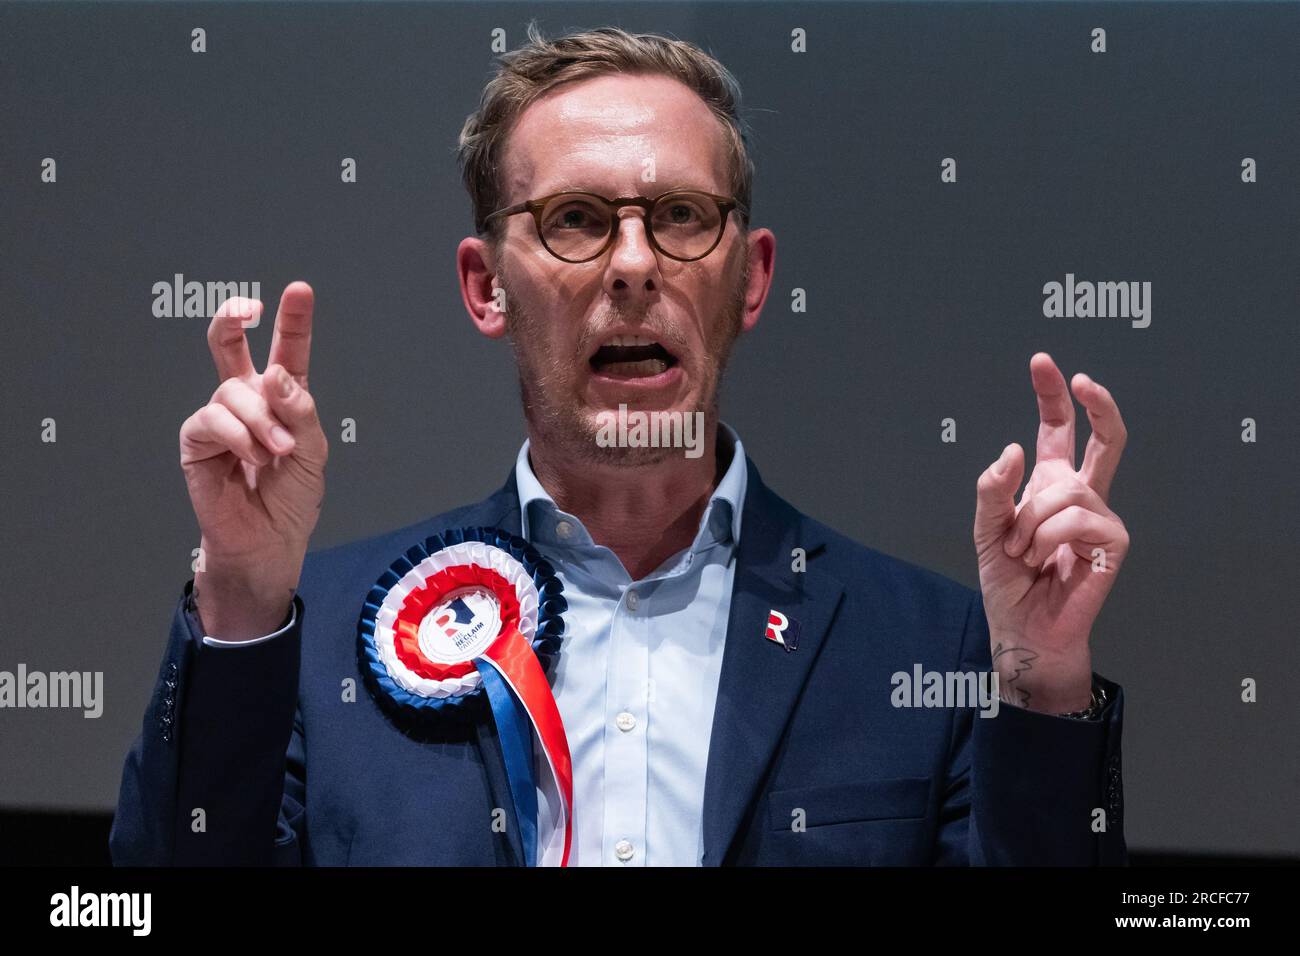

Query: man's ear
458 235 507 338
741 227 776 334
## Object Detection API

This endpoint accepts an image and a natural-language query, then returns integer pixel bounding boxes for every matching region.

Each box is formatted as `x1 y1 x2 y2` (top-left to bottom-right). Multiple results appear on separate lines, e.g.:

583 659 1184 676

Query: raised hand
180 282 328 639
972 352 1130 713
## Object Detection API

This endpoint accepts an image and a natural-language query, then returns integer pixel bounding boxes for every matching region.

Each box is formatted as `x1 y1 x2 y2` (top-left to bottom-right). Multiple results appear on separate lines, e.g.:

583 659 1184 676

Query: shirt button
626 589 639 611
616 711 636 732
614 839 635 862
555 520 573 539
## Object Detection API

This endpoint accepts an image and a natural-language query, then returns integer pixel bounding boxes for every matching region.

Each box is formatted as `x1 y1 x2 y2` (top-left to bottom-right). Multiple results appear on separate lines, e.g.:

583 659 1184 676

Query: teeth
603 334 658 348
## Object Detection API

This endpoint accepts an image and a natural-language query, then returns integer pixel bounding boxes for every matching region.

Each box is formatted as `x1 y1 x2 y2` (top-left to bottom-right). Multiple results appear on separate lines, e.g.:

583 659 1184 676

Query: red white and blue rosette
357 526 572 867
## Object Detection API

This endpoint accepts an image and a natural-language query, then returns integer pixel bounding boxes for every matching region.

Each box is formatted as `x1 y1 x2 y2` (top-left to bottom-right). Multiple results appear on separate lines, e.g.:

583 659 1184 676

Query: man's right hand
180 281 328 640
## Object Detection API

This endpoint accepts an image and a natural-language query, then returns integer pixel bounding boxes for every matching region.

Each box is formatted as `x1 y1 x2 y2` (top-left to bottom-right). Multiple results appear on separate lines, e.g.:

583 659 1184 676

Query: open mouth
589 334 679 379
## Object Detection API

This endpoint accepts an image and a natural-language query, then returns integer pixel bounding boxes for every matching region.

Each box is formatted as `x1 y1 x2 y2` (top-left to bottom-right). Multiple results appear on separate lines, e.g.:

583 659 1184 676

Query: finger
1072 372 1127 504
207 297 262 382
1020 506 1127 570
1004 477 1111 557
267 282 315 388
212 377 296 456
181 403 273 468
263 363 328 465
1029 351 1076 469
974 442 1025 550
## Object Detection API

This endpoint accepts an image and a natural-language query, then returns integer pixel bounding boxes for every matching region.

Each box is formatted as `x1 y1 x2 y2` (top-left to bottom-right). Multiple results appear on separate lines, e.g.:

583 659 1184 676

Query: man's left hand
973 352 1130 714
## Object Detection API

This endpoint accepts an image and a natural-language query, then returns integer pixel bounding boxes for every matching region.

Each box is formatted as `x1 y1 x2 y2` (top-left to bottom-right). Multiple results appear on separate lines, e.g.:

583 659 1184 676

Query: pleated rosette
357 526 572 865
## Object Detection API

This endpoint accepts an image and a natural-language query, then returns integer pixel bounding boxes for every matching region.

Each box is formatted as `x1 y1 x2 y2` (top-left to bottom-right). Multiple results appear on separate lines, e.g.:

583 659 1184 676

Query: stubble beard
498 256 750 468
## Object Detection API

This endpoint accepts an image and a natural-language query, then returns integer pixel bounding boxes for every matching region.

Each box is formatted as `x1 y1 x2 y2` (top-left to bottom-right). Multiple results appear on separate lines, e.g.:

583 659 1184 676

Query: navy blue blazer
111 457 1126 866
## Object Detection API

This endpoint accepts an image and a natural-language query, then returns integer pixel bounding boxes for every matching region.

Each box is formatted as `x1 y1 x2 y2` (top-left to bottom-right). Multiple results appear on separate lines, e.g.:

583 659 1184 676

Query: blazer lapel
701 459 845 865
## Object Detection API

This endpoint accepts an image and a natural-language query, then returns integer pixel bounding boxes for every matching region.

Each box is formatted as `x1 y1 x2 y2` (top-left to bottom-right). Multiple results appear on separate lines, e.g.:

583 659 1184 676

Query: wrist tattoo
991 642 1038 708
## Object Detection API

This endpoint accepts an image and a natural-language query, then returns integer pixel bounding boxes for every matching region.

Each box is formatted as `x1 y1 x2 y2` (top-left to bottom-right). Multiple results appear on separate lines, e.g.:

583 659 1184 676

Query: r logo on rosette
357 527 572 866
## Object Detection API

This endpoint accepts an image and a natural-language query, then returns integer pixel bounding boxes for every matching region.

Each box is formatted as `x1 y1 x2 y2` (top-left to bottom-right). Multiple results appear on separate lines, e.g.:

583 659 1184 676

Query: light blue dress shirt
200 423 748 868
517 423 746 866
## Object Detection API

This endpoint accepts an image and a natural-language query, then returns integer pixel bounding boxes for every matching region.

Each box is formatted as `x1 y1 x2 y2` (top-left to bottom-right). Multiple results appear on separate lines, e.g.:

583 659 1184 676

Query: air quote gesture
179 281 328 640
973 352 1131 714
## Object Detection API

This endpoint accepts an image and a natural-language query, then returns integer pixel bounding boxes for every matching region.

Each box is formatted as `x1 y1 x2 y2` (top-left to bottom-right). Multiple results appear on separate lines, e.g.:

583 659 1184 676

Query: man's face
490 73 754 465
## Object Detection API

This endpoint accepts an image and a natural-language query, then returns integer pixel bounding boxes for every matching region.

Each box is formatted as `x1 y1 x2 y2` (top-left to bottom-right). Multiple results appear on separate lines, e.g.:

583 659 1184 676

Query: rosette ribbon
357 527 572 866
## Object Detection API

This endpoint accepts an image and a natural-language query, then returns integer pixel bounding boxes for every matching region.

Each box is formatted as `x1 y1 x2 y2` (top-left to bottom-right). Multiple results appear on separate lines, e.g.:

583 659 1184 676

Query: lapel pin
764 609 800 652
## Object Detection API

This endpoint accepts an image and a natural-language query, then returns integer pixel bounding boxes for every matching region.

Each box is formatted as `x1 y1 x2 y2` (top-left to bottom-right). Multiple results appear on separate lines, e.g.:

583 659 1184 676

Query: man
111 25 1129 866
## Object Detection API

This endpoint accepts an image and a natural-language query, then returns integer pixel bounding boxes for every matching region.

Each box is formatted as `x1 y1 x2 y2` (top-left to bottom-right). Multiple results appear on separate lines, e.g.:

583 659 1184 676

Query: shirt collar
514 421 747 552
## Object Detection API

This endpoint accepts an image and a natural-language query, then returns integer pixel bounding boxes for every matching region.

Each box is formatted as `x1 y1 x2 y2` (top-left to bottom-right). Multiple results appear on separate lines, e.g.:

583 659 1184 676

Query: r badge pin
764 609 800 652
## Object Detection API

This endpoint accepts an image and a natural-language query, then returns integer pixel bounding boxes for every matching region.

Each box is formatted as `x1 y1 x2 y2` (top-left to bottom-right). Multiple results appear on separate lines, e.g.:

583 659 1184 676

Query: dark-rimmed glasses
481 190 748 263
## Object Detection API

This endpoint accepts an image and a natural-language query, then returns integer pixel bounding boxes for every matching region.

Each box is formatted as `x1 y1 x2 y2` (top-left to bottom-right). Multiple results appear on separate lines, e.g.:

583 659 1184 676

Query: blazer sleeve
932 592 1127 866
109 582 307 866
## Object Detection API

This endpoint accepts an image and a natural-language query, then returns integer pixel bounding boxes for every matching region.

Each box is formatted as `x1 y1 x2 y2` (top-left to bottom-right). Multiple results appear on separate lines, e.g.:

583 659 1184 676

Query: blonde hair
457 21 754 241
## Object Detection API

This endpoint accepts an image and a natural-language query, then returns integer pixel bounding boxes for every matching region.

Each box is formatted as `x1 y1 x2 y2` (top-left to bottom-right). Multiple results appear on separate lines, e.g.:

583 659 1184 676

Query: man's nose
604 208 660 297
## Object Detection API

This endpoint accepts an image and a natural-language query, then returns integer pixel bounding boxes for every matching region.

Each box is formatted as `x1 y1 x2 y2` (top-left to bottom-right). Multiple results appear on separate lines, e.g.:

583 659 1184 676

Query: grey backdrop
1 1 1296 858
